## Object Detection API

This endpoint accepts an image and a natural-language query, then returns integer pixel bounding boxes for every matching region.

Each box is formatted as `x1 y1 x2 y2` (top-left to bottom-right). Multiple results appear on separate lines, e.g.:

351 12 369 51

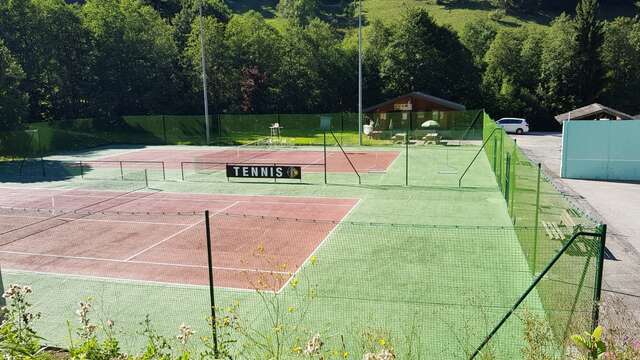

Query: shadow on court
0 160 88 183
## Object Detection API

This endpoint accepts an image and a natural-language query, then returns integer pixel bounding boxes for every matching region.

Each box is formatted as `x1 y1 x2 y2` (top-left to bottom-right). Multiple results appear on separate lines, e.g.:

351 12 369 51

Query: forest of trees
1 0 640 131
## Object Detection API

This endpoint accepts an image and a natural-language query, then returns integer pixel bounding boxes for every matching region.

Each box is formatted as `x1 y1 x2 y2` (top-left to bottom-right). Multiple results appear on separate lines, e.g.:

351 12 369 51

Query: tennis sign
226 164 302 180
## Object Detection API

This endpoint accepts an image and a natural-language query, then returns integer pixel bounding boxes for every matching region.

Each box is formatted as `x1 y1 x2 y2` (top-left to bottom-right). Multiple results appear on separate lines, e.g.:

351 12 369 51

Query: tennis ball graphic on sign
287 167 301 179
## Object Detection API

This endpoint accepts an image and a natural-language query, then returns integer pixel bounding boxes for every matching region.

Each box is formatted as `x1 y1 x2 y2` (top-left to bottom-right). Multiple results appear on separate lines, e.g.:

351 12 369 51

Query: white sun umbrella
421 120 440 128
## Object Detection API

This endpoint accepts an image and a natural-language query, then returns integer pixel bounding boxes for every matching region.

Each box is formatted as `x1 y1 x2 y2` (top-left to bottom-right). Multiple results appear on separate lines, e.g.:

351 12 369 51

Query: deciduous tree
380 8 481 106
0 40 28 130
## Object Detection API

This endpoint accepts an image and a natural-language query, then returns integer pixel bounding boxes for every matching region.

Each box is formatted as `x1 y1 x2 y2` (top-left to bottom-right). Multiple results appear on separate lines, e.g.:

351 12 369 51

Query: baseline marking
0 214 195 227
2 268 258 293
0 250 291 275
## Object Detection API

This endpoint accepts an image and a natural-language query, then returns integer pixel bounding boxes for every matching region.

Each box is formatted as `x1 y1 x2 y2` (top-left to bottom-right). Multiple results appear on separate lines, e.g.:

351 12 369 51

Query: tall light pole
358 0 363 146
199 1 211 144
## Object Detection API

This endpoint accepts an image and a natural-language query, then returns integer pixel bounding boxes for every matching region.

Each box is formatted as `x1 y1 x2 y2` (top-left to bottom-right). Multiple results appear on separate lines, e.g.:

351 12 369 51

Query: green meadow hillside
226 0 636 33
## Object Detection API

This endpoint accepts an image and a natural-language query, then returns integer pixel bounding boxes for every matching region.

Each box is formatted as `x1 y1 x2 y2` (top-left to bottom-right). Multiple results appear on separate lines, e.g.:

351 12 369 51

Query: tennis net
180 137 291 181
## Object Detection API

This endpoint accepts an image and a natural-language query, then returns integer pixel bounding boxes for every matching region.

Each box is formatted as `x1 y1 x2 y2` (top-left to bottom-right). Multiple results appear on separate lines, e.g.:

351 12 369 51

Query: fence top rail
181 161 325 167
0 205 601 231
69 160 165 165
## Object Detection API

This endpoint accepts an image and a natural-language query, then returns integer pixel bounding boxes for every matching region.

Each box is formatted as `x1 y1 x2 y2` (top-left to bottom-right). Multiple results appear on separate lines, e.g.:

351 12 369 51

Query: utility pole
199 1 211 144
358 0 363 146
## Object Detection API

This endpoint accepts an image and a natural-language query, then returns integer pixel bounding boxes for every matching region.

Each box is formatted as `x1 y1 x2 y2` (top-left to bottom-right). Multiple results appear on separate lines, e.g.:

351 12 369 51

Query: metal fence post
405 114 409 186
592 224 608 331
470 229 604 359
499 130 504 191
509 140 517 220
493 137 498 176
323 131 327 184
162 115 167 144
533 163 542 274
40 157 46 177
504 153 511 204
204 210 219 357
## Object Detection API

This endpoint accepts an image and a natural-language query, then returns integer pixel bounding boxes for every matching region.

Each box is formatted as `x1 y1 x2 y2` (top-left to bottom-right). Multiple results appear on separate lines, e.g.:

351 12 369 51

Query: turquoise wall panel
561 120 640 181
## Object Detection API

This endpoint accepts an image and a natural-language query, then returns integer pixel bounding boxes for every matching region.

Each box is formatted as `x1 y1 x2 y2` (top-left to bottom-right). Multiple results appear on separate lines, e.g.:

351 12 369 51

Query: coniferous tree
573 0 604 104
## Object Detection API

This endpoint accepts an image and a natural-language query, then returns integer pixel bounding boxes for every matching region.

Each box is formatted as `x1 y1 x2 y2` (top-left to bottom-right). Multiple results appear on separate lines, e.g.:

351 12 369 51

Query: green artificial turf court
0 138 599 359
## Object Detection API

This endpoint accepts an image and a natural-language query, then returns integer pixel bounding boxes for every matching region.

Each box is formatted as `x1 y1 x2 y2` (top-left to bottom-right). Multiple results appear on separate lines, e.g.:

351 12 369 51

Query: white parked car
496 118 530 134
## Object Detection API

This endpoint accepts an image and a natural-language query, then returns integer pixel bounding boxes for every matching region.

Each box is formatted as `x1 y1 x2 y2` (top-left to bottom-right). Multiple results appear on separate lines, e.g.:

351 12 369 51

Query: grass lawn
228 0 637 35
1 142 543 358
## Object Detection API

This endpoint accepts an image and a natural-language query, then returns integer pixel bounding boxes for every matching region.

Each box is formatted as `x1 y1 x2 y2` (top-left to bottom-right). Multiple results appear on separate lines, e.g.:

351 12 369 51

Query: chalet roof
364 92 466 112
554 103 633 122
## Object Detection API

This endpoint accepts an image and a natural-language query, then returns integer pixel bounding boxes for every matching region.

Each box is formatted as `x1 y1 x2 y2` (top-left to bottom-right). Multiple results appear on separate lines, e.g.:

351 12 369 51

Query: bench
391 133 407 144
561 209 577 228
542 209 580 241
542 221 565 240
422 133 442 145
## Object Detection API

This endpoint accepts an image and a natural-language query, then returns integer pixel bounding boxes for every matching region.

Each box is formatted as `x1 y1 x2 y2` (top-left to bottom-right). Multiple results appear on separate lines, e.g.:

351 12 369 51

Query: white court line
1 188 359 206
0 186 360 202
123 201 240 261
0 214 195 226
122 222 204 261
0 250 291 275
276 198 363 294
91 147 149 161
2 268 261 293
113 197 355 207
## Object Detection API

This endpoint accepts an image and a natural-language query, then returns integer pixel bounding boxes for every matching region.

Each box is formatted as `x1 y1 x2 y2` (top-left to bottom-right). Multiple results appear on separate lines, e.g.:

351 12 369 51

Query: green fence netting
0 110 484 158
0 201 603 359
474 114 605 359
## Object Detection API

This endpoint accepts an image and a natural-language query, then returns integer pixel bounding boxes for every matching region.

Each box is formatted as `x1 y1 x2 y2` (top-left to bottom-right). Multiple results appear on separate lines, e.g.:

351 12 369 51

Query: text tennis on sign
226 164 302 180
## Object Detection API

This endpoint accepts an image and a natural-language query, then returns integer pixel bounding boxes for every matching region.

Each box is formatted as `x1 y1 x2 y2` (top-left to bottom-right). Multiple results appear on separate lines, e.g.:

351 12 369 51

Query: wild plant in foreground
0 284 44 358
67 297 123 359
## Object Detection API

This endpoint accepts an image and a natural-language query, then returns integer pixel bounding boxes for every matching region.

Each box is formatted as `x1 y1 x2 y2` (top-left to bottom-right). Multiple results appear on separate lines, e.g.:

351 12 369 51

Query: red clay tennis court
0 187 358 291
95 147 400 173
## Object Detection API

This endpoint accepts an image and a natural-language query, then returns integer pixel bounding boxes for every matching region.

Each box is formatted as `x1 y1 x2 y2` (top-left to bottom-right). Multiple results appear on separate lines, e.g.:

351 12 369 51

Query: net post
204 210 219 357
340 112 344 142
80 161 84 179
323 131 327 184
144 169 149 188
162 115 167 144
181 162 185 181
162 161 166 181
120 161 124 180
592 224 607 331
532 163 542 274
40 157 46 177
405 131 409 187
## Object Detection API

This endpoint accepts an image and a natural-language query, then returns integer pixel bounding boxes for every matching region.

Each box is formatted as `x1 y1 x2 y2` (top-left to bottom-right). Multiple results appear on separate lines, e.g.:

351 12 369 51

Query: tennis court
94 146 400 173
0 186 358 291
0 110 607 358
